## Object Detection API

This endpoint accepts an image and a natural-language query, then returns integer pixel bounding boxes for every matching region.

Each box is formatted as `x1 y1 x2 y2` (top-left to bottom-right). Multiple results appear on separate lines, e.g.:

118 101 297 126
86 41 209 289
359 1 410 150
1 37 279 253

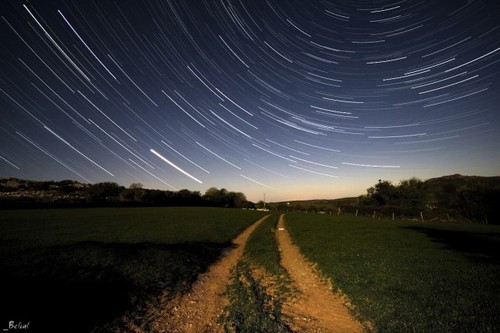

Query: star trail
1 0 499 201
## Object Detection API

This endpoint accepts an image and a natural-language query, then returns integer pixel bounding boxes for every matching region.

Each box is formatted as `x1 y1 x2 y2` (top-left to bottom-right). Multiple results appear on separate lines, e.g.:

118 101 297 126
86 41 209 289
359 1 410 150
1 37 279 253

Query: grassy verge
0 207 266 332
220 214 291 332
245 214 288 278
285 213 500 332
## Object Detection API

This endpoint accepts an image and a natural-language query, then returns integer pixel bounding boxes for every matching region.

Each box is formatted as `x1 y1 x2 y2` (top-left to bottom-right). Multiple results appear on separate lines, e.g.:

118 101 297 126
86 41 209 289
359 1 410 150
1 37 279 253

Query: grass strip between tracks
220 214 292 332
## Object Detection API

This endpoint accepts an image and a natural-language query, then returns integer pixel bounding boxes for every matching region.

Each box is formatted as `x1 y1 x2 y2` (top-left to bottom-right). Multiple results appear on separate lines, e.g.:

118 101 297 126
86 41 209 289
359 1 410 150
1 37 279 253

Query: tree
204 187 220 201
241 200 255 210
143 189 174 205
227 191 247 208
118 183 145 202
359 178 426 215
256 200 266 209
85 182 121 204
204 187 230 207
174 189 202 206
370 180 397 206
398 177 426 211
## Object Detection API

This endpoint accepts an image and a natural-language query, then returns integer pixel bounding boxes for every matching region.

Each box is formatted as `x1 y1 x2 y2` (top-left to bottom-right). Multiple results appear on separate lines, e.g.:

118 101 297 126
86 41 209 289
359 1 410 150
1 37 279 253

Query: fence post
372 211 376 219
420 211 424 222
355 209 358 216
392 212 395 221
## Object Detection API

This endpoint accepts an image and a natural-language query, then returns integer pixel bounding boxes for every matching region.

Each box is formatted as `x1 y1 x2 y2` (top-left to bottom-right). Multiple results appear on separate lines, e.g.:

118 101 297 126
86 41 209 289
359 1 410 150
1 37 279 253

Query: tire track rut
137 215 270 333
276 214 365 333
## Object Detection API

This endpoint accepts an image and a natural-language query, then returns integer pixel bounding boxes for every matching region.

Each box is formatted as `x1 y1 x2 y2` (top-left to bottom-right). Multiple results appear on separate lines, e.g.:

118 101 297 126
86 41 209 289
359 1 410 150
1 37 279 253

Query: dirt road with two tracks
135 214 365 332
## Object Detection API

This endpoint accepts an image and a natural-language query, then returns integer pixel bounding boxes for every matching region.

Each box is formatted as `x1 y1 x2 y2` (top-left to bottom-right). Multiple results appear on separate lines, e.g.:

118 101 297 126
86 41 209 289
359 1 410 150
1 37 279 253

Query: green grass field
0 207 266 332
285 213 500 332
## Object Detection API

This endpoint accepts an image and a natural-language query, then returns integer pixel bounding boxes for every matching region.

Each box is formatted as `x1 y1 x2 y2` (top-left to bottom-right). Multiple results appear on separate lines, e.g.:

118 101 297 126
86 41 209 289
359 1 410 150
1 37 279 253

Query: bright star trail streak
150 149 203 184
161 140 210 174
1 0 499 202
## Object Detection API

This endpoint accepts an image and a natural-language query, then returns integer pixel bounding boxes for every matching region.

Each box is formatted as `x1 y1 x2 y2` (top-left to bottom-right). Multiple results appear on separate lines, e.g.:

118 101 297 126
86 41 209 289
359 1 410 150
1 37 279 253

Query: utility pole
263 192 266 209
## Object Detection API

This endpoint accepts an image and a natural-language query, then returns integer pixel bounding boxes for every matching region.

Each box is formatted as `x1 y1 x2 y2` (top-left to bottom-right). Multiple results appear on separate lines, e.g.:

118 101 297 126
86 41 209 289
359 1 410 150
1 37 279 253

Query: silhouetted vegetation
269 175 500 224
0 178 255 209
355 175 500 223
3 175 499 222
358 177 427 216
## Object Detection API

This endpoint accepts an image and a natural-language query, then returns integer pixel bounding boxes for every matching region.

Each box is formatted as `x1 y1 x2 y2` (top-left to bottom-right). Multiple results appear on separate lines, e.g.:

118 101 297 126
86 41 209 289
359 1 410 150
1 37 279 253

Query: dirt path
141 215 270 333
276 214 365 333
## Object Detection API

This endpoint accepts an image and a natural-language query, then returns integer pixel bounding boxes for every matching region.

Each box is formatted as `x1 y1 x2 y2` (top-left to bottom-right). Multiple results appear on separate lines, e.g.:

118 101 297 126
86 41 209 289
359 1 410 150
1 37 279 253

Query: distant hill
425 174 500 194
0 177 89 190
0 177 88 197
0 178 89 208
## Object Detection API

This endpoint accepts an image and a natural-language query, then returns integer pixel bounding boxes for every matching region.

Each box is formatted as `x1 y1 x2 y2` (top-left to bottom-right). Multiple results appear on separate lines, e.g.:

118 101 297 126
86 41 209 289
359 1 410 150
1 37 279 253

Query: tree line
356 176 500 223
83 182 254 209
0 178 255 209
358 178 426 215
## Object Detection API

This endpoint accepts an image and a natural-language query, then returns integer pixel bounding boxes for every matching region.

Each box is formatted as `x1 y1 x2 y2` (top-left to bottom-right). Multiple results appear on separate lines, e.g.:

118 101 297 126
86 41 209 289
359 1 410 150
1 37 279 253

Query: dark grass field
285 213 500 332
0 207 266 332
3 208 499 332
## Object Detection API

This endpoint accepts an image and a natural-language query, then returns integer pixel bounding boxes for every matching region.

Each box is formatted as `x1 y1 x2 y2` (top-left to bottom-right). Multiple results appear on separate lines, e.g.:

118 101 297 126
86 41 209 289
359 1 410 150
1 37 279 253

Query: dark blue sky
1 0 499 201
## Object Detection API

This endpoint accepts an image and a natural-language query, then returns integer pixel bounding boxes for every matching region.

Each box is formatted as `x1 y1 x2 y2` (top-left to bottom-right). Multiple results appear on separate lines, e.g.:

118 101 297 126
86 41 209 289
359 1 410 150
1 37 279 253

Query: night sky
1 0 499 202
